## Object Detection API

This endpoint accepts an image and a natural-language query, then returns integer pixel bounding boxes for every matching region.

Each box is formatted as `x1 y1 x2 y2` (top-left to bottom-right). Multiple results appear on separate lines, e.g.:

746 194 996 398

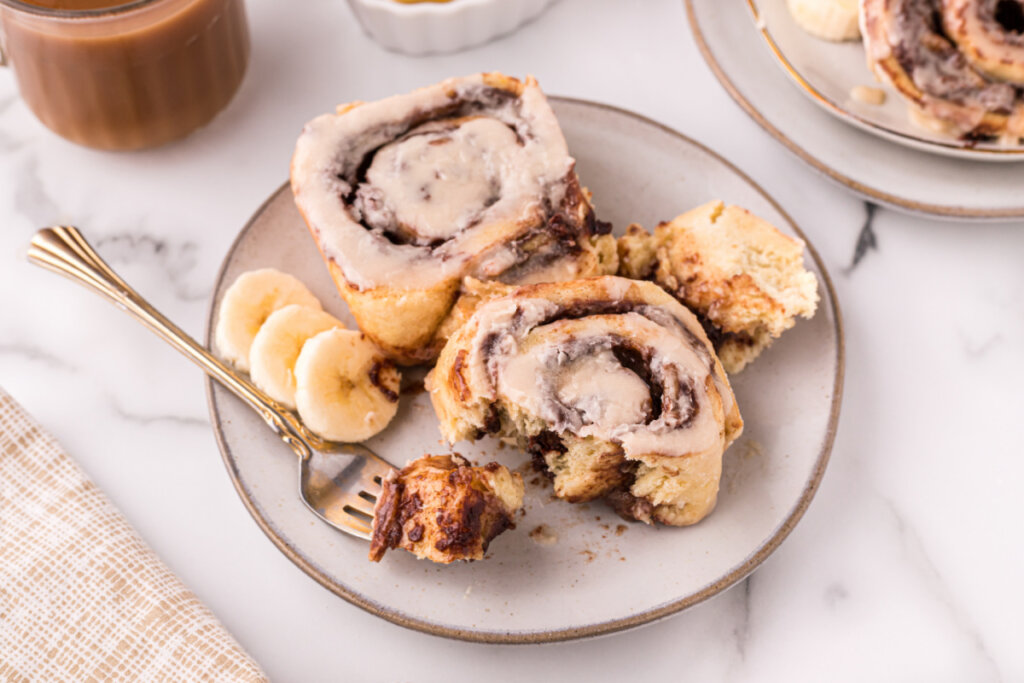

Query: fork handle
27 226 314 460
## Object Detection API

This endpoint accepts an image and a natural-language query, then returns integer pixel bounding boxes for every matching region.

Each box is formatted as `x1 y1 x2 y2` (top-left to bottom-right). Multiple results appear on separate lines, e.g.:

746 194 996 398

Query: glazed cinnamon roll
291 73 618 365
861 0 1024 139
617 201 819 374
426 276 743 527
942 0 1024 85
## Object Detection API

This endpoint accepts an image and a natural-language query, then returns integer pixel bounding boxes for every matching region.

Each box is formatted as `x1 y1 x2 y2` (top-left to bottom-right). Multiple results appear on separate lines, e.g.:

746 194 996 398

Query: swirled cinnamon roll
426 276 743 527
291 73 618 365
942 0 1024 85
861 0 1024 140
618 201 818 374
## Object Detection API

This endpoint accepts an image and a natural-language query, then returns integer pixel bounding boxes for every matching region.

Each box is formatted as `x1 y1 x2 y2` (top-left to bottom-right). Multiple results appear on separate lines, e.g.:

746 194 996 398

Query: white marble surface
0 0 1021 680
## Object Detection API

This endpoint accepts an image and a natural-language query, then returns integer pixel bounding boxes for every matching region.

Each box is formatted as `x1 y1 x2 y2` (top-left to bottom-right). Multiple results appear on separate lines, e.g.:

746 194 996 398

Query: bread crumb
529 524 558 546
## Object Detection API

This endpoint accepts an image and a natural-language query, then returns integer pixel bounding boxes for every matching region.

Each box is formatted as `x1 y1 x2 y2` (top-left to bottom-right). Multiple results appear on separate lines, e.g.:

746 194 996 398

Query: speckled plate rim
685 0 1024 220
745 0 1024 160
203 97 845 644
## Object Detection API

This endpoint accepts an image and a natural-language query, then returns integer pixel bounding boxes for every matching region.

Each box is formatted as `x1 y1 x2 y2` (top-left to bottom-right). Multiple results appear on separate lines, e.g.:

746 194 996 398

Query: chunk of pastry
617 201 818 374
369 454 524 563
291 72 617 365
427 276 742 527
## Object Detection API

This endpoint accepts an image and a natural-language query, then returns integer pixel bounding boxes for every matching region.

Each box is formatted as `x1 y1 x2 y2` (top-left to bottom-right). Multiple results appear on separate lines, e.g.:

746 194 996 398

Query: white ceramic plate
204 98 843 643
748 0 1024 160
687 0 1024 220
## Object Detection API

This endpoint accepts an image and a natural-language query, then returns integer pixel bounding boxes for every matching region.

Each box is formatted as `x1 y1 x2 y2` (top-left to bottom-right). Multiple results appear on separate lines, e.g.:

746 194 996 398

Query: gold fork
27 226 394 540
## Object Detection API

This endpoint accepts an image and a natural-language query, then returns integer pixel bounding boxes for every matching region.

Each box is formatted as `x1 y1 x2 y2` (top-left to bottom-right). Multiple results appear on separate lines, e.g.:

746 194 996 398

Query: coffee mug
0 0 250 150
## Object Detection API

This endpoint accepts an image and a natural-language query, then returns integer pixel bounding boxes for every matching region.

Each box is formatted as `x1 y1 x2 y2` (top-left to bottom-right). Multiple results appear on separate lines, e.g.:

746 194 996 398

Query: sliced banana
249 305 345 409
786 0 860 41
294 328 401 442
215 268 322 372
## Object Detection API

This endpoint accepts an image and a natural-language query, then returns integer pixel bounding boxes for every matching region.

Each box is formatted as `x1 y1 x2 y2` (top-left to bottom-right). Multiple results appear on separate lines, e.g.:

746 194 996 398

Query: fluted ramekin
346 0 559 55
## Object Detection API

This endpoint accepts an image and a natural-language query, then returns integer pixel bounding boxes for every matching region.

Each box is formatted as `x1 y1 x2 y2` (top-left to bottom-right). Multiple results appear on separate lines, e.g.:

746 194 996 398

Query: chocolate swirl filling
470 296 722 458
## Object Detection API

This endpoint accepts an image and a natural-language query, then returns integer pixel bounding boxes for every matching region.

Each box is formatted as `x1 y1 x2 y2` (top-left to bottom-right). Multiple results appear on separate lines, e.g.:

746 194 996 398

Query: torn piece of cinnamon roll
617 201 818 374
291 73 618 365
426 276 743 527
369 454 523 563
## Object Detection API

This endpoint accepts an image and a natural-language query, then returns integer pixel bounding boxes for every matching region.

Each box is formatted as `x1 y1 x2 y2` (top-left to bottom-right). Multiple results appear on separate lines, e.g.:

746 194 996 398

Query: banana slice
249 305 345 409
215 269 322 372
294 328 401 442
786 0 860 41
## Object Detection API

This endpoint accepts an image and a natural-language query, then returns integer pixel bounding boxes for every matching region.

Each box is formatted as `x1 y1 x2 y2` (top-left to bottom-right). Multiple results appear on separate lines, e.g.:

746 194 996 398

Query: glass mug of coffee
0 0 250 150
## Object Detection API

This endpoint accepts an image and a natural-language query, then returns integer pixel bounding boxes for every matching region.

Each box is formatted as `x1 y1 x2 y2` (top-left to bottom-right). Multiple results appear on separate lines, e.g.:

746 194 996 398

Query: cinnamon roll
942 0 1024 85
426 276 743 527
617 201 819 374
861 0 1024 140
291 73 618 365
369 454 524 563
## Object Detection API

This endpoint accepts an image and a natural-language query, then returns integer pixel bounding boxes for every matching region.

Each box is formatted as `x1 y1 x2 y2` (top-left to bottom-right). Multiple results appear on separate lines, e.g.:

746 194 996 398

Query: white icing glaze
457 278 737 459
291 75 581 292
361 118 516 242
556 350 651 429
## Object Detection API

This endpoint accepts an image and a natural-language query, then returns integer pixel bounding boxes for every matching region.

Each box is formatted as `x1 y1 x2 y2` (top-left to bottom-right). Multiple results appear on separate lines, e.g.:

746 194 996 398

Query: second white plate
687 0 1024 220
749 0 1024 161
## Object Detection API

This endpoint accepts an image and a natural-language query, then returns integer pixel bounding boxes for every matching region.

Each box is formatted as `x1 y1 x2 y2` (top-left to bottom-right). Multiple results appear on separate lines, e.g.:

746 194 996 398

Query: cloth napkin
0 387 267 682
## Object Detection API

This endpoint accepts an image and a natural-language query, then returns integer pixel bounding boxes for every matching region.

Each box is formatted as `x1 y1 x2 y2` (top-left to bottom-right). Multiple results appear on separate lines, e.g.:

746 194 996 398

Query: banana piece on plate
249 304 345 409
215 268 322 372
786 0 860 41
294 328 401 442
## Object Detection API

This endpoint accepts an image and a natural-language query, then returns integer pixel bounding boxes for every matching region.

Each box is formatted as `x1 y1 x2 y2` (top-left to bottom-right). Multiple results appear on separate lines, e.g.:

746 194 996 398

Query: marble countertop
1 0 1021 680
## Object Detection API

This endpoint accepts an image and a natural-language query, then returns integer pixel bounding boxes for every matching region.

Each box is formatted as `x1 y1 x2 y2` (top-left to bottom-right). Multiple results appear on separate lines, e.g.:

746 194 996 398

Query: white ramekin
345 0 559 55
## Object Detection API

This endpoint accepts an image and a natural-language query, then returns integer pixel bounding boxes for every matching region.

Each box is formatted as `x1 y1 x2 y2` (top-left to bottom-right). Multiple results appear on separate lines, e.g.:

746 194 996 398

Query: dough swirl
427 276 743 526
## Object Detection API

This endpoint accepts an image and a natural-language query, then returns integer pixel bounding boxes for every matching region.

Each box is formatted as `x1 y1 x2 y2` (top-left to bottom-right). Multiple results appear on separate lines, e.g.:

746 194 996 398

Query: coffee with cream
1 0 249 150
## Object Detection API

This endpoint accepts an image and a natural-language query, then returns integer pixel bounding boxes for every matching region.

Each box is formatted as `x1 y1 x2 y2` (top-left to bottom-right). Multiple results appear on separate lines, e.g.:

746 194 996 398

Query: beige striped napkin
0 387 267 682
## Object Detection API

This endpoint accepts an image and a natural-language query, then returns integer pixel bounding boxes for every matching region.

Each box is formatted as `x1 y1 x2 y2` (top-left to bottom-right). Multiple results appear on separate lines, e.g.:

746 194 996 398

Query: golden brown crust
329 261 460 365
617 201 818 374
368 454 524 563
